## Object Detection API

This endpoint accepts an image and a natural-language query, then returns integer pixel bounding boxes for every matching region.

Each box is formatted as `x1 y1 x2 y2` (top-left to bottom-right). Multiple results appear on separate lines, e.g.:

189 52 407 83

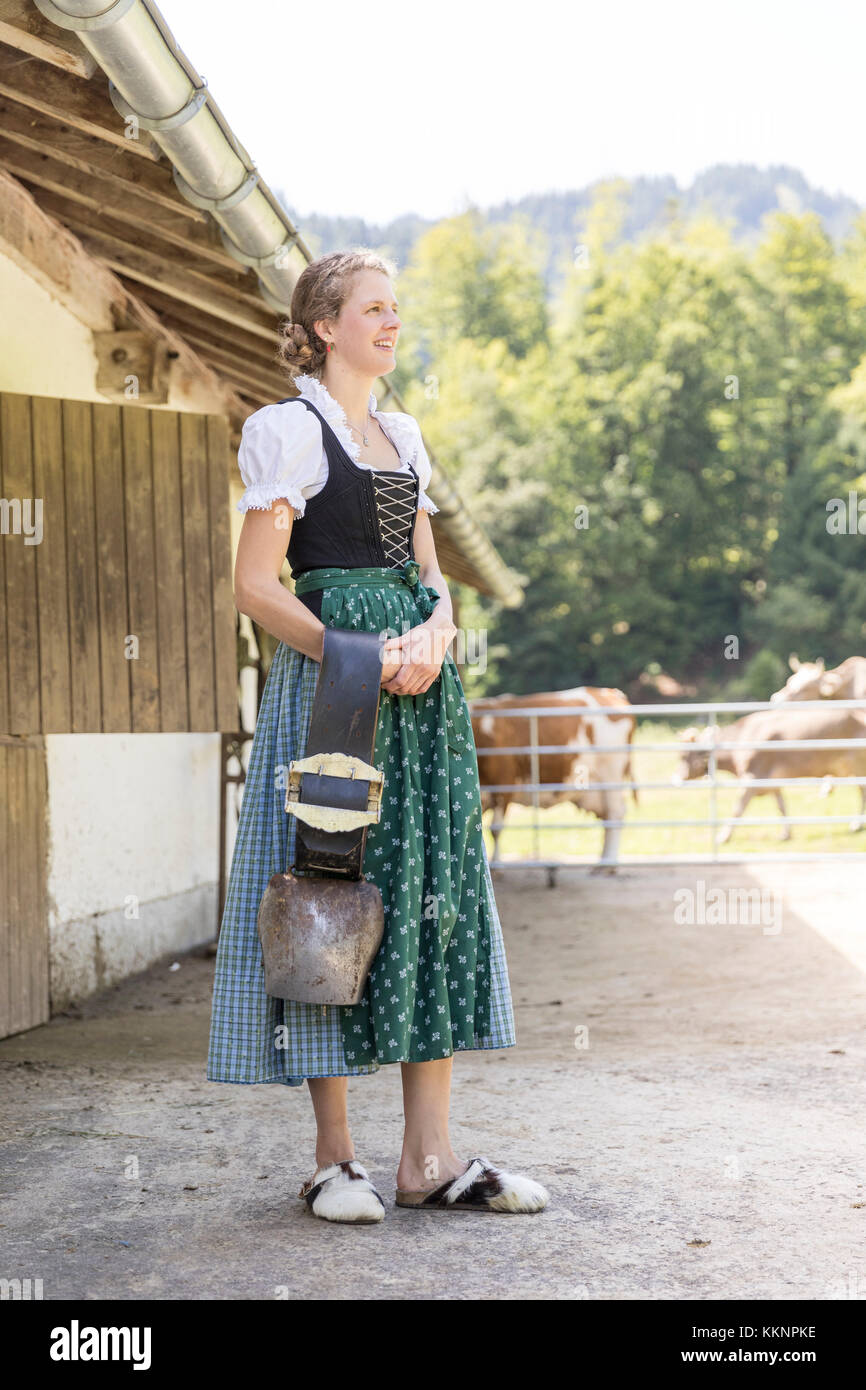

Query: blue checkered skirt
206 566 517 1087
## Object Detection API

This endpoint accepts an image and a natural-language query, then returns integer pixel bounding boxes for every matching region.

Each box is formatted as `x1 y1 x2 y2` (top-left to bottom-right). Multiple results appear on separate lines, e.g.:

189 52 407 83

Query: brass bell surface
257 870 385 1005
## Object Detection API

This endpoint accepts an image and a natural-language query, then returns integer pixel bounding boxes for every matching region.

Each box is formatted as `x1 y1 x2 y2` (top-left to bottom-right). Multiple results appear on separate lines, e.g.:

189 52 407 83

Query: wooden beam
164 328 285 388
11 174 243 279
136 288 284 366
0 100 205 220
69 219 278 315
92 329 172 404
172 324 283 372
0 1 97 78
79 229 281 340
0 41 161 159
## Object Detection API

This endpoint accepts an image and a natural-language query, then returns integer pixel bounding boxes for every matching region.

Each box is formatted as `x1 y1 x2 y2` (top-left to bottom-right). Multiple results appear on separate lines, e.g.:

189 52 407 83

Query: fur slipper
395 1155 550 1213
298 1158 385 1223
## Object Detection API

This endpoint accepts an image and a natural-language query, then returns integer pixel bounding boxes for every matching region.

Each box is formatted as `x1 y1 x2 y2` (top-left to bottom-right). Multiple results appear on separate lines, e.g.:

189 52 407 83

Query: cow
673 705 866 843
770 654 866 703
469 687 636 871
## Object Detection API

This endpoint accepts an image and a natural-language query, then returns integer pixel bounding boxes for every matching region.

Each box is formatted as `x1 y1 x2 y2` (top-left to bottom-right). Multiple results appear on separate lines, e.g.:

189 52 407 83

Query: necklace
346 410 371 447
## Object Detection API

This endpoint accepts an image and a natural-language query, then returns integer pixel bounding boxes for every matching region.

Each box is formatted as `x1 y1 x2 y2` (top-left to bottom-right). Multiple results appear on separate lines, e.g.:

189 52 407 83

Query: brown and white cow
469 687 636 868
770 654 866 703
673 705 866 843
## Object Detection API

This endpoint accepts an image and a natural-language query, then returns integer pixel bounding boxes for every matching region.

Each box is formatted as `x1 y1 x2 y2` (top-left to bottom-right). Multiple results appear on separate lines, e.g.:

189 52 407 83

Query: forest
368 185 866 699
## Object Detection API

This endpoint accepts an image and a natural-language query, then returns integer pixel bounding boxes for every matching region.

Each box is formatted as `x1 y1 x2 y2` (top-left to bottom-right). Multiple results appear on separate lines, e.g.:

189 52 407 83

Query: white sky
158 0 866 223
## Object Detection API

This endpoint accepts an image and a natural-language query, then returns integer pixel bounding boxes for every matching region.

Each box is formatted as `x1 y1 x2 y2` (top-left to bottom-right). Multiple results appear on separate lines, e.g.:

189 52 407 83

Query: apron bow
399 559 420 589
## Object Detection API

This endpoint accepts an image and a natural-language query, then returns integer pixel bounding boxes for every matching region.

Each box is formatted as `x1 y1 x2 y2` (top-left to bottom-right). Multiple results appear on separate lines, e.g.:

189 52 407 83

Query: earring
327 342 334 352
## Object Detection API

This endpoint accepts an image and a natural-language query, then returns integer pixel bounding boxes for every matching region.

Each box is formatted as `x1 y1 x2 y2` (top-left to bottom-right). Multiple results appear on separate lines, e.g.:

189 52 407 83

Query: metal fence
468 697 866 869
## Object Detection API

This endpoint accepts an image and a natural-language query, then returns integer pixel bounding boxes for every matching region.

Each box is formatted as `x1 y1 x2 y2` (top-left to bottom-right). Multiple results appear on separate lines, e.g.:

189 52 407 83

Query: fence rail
467 695 866 869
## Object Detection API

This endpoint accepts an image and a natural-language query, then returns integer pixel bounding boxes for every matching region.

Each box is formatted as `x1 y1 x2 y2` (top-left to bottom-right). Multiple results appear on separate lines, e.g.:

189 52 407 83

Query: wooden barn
0 0 524 1041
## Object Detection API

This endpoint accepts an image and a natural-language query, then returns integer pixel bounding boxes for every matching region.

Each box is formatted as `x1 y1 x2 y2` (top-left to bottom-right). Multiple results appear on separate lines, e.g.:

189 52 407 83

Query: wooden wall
0 738 49 1037
0 392 237 734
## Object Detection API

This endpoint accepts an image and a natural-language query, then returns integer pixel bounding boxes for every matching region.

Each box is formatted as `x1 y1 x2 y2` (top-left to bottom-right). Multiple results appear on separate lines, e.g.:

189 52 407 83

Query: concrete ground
1 861 865 1301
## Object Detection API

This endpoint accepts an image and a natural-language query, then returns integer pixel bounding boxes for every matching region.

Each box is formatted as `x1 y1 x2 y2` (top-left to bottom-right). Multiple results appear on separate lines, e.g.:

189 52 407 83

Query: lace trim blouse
235 372 440 520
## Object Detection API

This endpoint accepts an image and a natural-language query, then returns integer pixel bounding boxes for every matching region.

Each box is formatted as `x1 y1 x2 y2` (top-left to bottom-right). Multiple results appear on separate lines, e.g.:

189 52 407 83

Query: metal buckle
284 751 384 832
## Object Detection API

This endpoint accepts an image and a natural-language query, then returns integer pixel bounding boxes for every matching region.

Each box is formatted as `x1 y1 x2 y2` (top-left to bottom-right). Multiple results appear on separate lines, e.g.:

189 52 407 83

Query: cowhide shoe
395 1155 550 1213
298 1158 385 1224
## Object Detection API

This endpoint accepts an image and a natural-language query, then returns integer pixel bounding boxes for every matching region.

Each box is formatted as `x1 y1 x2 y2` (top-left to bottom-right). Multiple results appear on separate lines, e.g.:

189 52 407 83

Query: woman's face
322 269 401 377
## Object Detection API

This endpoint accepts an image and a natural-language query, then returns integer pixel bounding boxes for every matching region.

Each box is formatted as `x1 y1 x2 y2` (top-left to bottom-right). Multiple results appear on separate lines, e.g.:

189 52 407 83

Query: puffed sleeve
411 418 440 515
236 402 323 516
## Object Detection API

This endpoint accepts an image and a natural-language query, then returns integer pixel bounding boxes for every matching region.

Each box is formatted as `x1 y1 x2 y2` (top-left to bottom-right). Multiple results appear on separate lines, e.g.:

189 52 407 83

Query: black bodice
278 396 420 619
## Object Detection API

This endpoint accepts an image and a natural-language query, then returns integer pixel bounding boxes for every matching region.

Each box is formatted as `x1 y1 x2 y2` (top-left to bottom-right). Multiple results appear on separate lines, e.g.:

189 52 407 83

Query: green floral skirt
207 561 516 1086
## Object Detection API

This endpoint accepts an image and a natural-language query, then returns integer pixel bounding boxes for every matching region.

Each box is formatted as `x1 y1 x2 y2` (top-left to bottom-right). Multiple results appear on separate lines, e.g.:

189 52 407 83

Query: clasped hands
379 616 457 696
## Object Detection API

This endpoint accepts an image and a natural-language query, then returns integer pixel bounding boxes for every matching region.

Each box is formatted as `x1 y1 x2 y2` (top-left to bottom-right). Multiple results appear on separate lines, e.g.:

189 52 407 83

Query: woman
207 248 549 1222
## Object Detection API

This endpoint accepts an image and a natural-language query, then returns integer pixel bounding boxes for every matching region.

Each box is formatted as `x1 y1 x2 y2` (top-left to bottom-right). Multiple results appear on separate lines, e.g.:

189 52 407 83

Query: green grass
481 718 866 860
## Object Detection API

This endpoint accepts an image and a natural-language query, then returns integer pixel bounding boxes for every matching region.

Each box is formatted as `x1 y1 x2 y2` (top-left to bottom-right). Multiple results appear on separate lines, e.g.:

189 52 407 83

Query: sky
158 0 866 224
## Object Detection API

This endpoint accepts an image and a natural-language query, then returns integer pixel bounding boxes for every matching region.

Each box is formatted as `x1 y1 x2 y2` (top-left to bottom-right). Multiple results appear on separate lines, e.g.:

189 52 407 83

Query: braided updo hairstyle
276 247 399 382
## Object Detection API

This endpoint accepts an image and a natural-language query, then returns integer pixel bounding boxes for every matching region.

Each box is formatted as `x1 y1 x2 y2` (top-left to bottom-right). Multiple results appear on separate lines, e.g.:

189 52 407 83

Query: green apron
292 560 492 1067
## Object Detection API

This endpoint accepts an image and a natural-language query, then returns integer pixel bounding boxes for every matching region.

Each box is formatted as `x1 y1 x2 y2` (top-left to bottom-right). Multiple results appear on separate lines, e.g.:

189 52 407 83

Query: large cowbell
257 627 386 1006
257 872 384 1005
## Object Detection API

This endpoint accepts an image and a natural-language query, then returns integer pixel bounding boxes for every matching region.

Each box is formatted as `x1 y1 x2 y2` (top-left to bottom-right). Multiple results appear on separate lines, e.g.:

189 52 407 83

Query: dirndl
206 560 517 1087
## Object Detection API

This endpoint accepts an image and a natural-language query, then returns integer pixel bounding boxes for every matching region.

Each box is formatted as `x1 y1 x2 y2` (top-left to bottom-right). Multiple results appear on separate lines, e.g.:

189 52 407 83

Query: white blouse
236 372 439 517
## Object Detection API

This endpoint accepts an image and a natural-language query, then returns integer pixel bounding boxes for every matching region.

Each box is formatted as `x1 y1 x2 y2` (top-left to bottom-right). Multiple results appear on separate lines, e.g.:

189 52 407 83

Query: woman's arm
233 502 326 662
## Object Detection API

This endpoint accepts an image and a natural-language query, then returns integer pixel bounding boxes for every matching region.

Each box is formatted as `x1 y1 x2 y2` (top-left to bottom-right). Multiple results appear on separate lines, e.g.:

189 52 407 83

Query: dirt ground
1 861 865 1301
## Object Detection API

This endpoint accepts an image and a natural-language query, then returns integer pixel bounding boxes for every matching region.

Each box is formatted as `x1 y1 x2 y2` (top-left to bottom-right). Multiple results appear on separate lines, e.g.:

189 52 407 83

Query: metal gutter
32 0 311 308
29 0 526 608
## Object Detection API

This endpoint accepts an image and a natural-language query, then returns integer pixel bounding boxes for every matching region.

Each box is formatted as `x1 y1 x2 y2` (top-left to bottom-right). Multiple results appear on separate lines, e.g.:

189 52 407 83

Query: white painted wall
1 249 235 1010
45 733 220 919
0 255 102 400
44 734 221 1008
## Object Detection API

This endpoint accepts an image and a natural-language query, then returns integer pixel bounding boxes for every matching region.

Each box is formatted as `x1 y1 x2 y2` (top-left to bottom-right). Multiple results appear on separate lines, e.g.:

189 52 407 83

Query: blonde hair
276 248 399 381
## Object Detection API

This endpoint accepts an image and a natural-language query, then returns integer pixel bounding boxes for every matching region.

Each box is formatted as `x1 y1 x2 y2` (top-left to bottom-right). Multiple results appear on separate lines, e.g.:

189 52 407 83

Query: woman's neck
320 365 375 429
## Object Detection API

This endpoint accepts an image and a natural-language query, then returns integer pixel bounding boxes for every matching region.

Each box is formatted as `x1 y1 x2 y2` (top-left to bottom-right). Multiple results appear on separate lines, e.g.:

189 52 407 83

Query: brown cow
673 705 866 843
469 687 636 868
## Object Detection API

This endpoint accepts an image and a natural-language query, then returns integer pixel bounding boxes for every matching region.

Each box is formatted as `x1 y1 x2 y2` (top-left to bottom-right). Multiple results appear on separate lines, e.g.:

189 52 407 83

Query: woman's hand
380 617 457 695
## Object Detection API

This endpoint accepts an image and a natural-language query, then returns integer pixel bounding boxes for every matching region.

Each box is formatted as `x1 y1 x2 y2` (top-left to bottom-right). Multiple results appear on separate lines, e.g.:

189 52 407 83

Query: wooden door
0 738 49 1037
0 392 238 1038
0 391 237 735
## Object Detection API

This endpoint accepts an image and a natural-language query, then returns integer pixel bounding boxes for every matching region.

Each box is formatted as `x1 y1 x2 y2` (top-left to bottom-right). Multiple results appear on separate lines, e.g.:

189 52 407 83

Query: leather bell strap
293 626 384 878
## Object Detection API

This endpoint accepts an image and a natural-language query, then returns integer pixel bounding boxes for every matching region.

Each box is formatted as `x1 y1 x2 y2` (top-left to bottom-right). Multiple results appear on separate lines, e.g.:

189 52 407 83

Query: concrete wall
1 249 231 1009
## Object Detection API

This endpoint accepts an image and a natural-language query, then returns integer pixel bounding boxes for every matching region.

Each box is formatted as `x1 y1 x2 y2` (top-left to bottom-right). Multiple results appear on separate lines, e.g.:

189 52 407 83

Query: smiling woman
207 247 549 1224
276 248 401 385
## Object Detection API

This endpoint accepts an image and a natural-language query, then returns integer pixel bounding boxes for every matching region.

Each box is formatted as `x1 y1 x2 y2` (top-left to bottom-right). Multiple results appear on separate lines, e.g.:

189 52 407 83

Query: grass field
480 717 866 860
